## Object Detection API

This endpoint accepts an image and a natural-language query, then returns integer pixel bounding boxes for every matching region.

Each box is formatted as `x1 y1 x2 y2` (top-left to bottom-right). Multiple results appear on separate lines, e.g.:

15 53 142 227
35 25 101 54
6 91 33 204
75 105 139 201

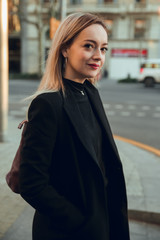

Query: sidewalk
0 116 160 239
116 139 160 224
0 117 27 239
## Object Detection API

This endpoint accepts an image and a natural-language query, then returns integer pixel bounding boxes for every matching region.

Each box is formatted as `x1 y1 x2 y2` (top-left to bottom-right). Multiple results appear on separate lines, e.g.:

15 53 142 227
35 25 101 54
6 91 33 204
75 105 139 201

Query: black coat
19 80 130 240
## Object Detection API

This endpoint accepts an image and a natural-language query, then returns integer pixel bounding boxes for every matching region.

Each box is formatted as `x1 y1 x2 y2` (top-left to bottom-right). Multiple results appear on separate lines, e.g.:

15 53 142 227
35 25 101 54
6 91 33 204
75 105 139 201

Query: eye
101 47 108 53
84 44 93 49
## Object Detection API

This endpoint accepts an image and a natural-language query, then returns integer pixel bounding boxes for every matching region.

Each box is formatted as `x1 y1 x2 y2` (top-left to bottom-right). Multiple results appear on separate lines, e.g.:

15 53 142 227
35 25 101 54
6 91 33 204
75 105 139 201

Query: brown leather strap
18 120 28 129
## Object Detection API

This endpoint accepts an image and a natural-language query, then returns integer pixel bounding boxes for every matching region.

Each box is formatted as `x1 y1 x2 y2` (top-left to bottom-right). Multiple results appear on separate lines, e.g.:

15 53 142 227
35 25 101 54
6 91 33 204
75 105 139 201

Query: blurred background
0 1 160 240
6 0 160 79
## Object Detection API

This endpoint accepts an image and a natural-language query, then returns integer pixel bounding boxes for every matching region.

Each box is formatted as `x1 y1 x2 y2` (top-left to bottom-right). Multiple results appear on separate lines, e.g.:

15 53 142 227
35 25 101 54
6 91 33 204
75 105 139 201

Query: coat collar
63 80 121 169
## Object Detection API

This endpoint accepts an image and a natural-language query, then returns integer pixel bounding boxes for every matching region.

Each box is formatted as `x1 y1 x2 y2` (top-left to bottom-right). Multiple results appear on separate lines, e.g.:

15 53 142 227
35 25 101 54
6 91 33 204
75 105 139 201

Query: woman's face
62 24 108 83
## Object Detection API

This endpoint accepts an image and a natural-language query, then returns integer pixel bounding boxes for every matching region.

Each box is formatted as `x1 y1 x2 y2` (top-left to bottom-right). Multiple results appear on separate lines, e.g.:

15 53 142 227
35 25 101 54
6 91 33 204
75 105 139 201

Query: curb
114 135 160 157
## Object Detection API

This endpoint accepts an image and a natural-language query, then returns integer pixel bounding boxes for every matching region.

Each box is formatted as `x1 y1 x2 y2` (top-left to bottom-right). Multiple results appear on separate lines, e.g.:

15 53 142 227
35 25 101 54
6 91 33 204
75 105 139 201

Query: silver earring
63 57 67 72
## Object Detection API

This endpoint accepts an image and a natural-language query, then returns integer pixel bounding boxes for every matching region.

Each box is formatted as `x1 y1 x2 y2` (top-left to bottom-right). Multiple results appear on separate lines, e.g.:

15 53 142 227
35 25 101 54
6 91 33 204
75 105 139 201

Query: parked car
138 59 160 87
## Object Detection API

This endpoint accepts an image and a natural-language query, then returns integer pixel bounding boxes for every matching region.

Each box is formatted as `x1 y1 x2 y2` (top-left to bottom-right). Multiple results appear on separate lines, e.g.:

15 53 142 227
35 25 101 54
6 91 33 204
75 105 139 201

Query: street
99 79 160 150
9 78 160 150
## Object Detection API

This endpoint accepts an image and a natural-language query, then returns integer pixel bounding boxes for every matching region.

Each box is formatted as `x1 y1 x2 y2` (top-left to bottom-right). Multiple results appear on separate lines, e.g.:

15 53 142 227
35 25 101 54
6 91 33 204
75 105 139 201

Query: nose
92 48 102 61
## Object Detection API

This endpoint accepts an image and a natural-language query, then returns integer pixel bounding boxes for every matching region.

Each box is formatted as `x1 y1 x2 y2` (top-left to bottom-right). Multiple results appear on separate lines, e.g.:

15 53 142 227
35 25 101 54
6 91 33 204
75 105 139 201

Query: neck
63 75 86 84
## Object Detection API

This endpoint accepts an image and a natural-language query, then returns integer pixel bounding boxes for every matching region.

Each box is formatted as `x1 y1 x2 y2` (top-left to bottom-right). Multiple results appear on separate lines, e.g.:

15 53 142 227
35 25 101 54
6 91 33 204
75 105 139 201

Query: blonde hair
33 12 108 98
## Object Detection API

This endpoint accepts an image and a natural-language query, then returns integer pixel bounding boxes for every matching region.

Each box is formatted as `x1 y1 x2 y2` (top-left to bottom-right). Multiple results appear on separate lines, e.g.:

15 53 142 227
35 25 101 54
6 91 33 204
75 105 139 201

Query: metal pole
60 0 67 21
0 0 8 142
158 7 160 58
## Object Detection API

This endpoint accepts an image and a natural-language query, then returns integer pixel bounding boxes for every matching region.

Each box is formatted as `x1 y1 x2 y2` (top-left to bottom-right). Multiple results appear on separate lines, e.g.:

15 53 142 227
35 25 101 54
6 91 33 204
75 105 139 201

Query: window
70 0 82 4
135 0 146 3
10 0 19 4
9 38 20 73
134 19 146 39
104 19 113 39
45 48 49 62
104 0 113 3
141 63 160 69
9 0 21 34
99 0 117 4
45 29 50 40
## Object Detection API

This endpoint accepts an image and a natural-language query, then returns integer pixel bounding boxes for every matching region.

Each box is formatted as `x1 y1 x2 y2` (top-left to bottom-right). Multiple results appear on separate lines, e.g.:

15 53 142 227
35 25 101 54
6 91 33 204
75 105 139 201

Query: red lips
88 64 100 69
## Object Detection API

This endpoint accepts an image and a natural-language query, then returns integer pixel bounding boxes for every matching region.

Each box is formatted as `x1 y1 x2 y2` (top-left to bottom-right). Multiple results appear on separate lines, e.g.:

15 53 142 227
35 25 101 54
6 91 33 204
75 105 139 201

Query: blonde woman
19 13 130 240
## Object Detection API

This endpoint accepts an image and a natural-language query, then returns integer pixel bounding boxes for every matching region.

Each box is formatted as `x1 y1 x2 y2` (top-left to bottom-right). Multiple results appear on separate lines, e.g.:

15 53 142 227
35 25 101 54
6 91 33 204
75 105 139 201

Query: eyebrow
83 39 108 46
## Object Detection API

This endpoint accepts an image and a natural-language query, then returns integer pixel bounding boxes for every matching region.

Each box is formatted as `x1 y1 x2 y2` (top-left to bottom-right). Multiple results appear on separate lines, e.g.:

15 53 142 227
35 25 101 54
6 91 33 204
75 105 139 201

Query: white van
138 59 160 87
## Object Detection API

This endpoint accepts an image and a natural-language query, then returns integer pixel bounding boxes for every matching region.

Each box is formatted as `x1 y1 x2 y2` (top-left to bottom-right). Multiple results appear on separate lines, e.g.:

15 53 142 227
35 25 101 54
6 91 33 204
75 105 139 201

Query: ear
62 48 68 58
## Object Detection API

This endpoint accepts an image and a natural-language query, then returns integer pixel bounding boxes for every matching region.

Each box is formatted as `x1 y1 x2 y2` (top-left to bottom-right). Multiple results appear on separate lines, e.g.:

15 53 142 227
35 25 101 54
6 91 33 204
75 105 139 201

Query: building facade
9 0 160 80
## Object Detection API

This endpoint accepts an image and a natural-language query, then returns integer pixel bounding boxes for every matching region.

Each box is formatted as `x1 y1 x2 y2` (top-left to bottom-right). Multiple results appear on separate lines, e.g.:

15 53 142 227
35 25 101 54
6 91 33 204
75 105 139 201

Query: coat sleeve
19 94 85 233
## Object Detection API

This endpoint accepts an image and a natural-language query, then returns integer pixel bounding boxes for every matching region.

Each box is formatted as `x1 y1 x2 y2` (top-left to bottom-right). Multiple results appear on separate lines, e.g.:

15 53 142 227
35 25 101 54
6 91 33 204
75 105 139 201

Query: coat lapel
63 89 99 167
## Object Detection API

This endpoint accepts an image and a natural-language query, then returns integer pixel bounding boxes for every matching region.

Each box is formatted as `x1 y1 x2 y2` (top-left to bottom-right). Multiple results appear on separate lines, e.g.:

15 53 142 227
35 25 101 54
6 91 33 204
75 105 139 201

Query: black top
63 78 107 185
